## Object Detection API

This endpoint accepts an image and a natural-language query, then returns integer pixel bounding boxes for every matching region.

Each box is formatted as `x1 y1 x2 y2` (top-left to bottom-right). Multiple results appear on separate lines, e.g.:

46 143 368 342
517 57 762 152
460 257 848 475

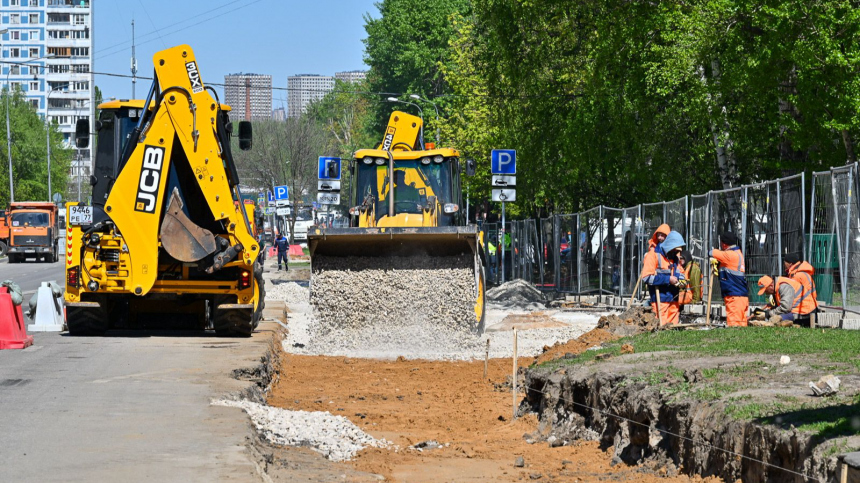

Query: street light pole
409 94 440 144
386 97 424 146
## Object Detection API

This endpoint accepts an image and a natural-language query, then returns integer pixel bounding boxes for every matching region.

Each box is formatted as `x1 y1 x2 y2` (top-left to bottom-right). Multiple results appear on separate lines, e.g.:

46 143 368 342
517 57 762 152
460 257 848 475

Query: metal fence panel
664 196 688 239
578 207 601 293
620 205 641 296
832 165 860 310
744 181 780 303
603 207 624 294
557 214 578 293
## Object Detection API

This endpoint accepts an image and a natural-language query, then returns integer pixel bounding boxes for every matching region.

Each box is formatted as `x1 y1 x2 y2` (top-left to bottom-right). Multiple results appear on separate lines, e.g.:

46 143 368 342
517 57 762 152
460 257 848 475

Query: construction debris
596 306 659 337
487 280 546 311
809 374 841 397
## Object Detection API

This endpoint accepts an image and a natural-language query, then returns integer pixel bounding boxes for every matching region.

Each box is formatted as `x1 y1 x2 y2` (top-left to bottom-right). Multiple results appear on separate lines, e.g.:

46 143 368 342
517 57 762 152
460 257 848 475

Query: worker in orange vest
756 275 815 324
642 230 686 325
640 224 670 287
709 232 749 327
783 252 819 316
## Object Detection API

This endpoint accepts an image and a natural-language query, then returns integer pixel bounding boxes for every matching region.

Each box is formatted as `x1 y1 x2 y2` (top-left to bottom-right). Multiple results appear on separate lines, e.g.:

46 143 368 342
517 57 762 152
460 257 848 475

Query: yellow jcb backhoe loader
308 111 486 333
64 44 263 336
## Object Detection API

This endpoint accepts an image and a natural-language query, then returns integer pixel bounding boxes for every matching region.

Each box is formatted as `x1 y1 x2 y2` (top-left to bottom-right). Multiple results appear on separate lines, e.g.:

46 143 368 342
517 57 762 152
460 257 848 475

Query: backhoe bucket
308 226 486 334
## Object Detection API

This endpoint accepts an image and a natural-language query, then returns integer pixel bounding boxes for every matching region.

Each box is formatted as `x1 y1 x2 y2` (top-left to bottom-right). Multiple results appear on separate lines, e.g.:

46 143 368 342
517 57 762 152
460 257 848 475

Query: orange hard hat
757 275 773 295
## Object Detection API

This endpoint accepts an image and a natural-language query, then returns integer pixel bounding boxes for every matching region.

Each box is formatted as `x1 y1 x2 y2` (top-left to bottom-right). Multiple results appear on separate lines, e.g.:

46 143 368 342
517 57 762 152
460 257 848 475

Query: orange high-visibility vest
774 276 808 315
787 262 819 314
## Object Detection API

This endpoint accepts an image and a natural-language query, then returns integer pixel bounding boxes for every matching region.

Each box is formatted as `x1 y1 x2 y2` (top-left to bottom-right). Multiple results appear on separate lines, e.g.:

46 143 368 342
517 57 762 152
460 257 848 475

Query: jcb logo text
135 146 165 213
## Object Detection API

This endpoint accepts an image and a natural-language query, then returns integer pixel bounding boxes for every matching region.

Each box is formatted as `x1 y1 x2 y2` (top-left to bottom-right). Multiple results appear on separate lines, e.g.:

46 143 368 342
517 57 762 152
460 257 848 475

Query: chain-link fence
494 173 834 309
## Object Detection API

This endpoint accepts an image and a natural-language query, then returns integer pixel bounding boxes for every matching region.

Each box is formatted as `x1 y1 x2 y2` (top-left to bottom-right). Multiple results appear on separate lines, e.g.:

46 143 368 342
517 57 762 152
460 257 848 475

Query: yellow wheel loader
64 44 263 336
308 111 486 333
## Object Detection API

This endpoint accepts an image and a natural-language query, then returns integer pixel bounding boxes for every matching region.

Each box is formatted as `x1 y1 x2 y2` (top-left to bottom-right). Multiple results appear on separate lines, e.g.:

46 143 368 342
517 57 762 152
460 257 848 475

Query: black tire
212 295 256 337
8 254 18 264
66 305 109 336
0 240 7 257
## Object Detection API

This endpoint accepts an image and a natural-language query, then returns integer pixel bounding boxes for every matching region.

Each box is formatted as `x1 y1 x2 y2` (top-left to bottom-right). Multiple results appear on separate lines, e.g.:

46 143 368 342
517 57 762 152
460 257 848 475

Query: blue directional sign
267 191 274 203
273 185 289 200
491 149 516 175
318 157 341 180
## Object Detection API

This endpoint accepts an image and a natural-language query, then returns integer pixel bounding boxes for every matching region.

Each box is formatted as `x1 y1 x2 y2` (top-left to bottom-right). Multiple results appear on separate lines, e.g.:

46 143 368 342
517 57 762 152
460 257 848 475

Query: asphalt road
0 323 280 482
0 258 66 299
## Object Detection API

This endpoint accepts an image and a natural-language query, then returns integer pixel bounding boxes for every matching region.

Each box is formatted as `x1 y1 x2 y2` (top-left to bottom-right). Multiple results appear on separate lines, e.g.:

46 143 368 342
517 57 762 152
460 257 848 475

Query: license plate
69 205 93 225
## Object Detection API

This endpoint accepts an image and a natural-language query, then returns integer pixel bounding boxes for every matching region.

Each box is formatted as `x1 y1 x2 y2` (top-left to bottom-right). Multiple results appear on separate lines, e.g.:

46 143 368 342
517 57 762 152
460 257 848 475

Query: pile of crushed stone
487 279 546 310
310 254 478 334
596 306 658 337
213 399 390 461
266 281 309 304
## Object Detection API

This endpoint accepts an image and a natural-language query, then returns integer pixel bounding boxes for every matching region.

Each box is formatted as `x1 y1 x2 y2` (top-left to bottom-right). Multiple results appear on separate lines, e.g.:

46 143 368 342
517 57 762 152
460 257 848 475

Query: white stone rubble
213 399 390 461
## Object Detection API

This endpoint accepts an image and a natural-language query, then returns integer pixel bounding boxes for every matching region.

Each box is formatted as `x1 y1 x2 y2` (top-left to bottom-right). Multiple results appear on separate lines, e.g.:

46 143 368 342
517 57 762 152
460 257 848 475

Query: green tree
0 88 72 206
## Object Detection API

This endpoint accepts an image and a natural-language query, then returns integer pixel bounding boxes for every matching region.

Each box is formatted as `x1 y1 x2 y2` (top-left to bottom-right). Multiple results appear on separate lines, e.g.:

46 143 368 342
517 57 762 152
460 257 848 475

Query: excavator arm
103 45 258 296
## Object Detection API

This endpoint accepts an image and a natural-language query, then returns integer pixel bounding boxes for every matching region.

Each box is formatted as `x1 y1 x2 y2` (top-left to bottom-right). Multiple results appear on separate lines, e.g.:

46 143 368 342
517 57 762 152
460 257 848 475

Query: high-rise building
224 73 272 121
335 70 366 84
287 74 333 118
272 107 285 122
1 0 94 200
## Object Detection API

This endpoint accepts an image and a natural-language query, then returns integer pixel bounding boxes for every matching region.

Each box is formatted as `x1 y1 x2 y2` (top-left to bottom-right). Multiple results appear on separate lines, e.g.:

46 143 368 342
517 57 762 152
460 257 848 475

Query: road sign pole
501 201 506 284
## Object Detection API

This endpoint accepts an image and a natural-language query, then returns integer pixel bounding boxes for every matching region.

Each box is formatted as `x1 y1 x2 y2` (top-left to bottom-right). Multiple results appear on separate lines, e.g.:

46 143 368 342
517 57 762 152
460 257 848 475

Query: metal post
599 206 604 294
466 185 469 224
685 196 689 239
776 180 783 271
6 79 13 203
830 171 848 311
554 214 561 292
808 173 816 263
844 168 853 308
741 186 748 262
501 201 506 284
706 192 713 301
576 213 582 294
76 152 82 202
801 172 807 261
46 113 51 202
620 209 626 296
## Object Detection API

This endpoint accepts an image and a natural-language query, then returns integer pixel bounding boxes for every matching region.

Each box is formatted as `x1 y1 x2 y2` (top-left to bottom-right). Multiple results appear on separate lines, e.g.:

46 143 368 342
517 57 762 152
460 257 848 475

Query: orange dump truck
5 202 59 263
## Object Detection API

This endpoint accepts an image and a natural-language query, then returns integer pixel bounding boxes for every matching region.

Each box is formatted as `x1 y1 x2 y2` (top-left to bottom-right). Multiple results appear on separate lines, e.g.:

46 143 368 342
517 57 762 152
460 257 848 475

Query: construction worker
678 249 703 305
487 239 498 280
709 232 749 327
275 233 289 272
755 275 815 324
642 230 686 325
783 252 819 315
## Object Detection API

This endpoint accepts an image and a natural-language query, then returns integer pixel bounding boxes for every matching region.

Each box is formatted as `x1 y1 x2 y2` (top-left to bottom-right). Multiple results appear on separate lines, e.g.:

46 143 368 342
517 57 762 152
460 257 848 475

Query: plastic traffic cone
0 287 34 350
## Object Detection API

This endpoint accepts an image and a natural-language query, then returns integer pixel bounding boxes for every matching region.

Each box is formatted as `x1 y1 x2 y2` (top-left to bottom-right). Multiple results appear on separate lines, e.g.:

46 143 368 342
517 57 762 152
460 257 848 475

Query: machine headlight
420 157 431 165
361 157 373 165
443 203 459 214
374 157 386 165
433 155 444 163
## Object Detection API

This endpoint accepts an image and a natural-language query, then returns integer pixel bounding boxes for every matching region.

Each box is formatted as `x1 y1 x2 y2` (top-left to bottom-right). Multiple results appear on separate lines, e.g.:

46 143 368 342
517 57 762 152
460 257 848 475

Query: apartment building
286 74 333 118
224 73 272 121
1 0 94 199
334 70 366 84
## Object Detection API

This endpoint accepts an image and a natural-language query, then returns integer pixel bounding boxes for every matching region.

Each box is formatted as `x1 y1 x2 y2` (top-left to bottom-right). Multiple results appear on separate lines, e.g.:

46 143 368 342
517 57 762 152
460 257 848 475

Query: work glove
752 308 767 320
709 258 720 275
676 278 688 289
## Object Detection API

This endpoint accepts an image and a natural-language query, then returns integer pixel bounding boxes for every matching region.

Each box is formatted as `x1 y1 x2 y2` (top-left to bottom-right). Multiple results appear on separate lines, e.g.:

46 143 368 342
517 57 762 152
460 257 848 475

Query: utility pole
130 19 138 98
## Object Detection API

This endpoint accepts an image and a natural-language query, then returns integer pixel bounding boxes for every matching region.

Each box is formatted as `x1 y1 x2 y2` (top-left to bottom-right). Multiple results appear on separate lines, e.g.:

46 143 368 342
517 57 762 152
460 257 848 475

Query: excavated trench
522 368 840 482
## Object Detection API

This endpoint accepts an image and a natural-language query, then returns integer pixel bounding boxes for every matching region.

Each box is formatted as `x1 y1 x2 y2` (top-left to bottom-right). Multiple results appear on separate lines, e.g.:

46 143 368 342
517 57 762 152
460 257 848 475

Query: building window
29 99 39 109
10 31 20 40
70 47 88 57
73 81 88 90
10 14 21 24
48 64 69 74
30 30 39 40
9 65 20 75
29 81 38 91
48 47 70 57
71 64 88 73
29 13 39 24
29 48 38 57
10 48 20 58
11 0 20 7
73 14 87 26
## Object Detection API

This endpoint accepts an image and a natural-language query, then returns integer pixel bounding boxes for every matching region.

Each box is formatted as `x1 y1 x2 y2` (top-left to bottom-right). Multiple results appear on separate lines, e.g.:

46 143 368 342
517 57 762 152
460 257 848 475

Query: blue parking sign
273 185 289 200
491 149 516 175
318 157 341 180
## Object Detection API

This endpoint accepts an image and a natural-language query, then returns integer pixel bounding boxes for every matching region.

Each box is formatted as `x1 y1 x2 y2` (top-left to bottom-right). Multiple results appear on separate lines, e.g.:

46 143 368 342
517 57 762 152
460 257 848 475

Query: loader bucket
308 226 486 334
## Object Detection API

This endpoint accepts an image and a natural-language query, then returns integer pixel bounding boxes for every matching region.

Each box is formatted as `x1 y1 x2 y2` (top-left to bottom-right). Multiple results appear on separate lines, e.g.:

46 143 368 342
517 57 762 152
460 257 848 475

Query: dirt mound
533 328 618 365
596 306 658 337
487 279 545 310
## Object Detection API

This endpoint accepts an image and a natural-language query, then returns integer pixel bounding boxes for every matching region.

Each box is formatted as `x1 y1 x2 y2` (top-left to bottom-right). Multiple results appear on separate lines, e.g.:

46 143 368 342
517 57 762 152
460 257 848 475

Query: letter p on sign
491 149 517 175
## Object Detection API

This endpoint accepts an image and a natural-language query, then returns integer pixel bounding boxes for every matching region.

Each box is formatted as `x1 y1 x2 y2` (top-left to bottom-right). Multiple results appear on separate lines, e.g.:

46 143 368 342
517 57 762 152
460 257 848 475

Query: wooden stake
512 328 518 421
627 272 643 309
483 338 489 380
705 270 715 326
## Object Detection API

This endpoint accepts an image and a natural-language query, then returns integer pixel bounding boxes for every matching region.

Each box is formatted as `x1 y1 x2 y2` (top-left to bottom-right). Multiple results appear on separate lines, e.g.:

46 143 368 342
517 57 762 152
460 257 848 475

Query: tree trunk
842 129 857 164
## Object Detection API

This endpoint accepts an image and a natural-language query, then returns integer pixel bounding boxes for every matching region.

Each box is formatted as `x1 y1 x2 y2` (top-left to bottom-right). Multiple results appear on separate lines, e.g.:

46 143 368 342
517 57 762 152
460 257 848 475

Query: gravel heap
213 399 390 461
266 281 309 304
310 254 478 334
487 279 546 311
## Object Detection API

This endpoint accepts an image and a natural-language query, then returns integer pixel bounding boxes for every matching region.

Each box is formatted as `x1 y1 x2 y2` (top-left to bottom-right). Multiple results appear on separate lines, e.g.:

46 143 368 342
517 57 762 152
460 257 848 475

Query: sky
93 0 378 104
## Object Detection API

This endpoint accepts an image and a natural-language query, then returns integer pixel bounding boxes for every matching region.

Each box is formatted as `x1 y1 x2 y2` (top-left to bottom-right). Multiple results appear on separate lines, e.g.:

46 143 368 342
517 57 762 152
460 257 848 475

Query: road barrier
0 286 33 350
27 281 64 332
499 165 860 319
